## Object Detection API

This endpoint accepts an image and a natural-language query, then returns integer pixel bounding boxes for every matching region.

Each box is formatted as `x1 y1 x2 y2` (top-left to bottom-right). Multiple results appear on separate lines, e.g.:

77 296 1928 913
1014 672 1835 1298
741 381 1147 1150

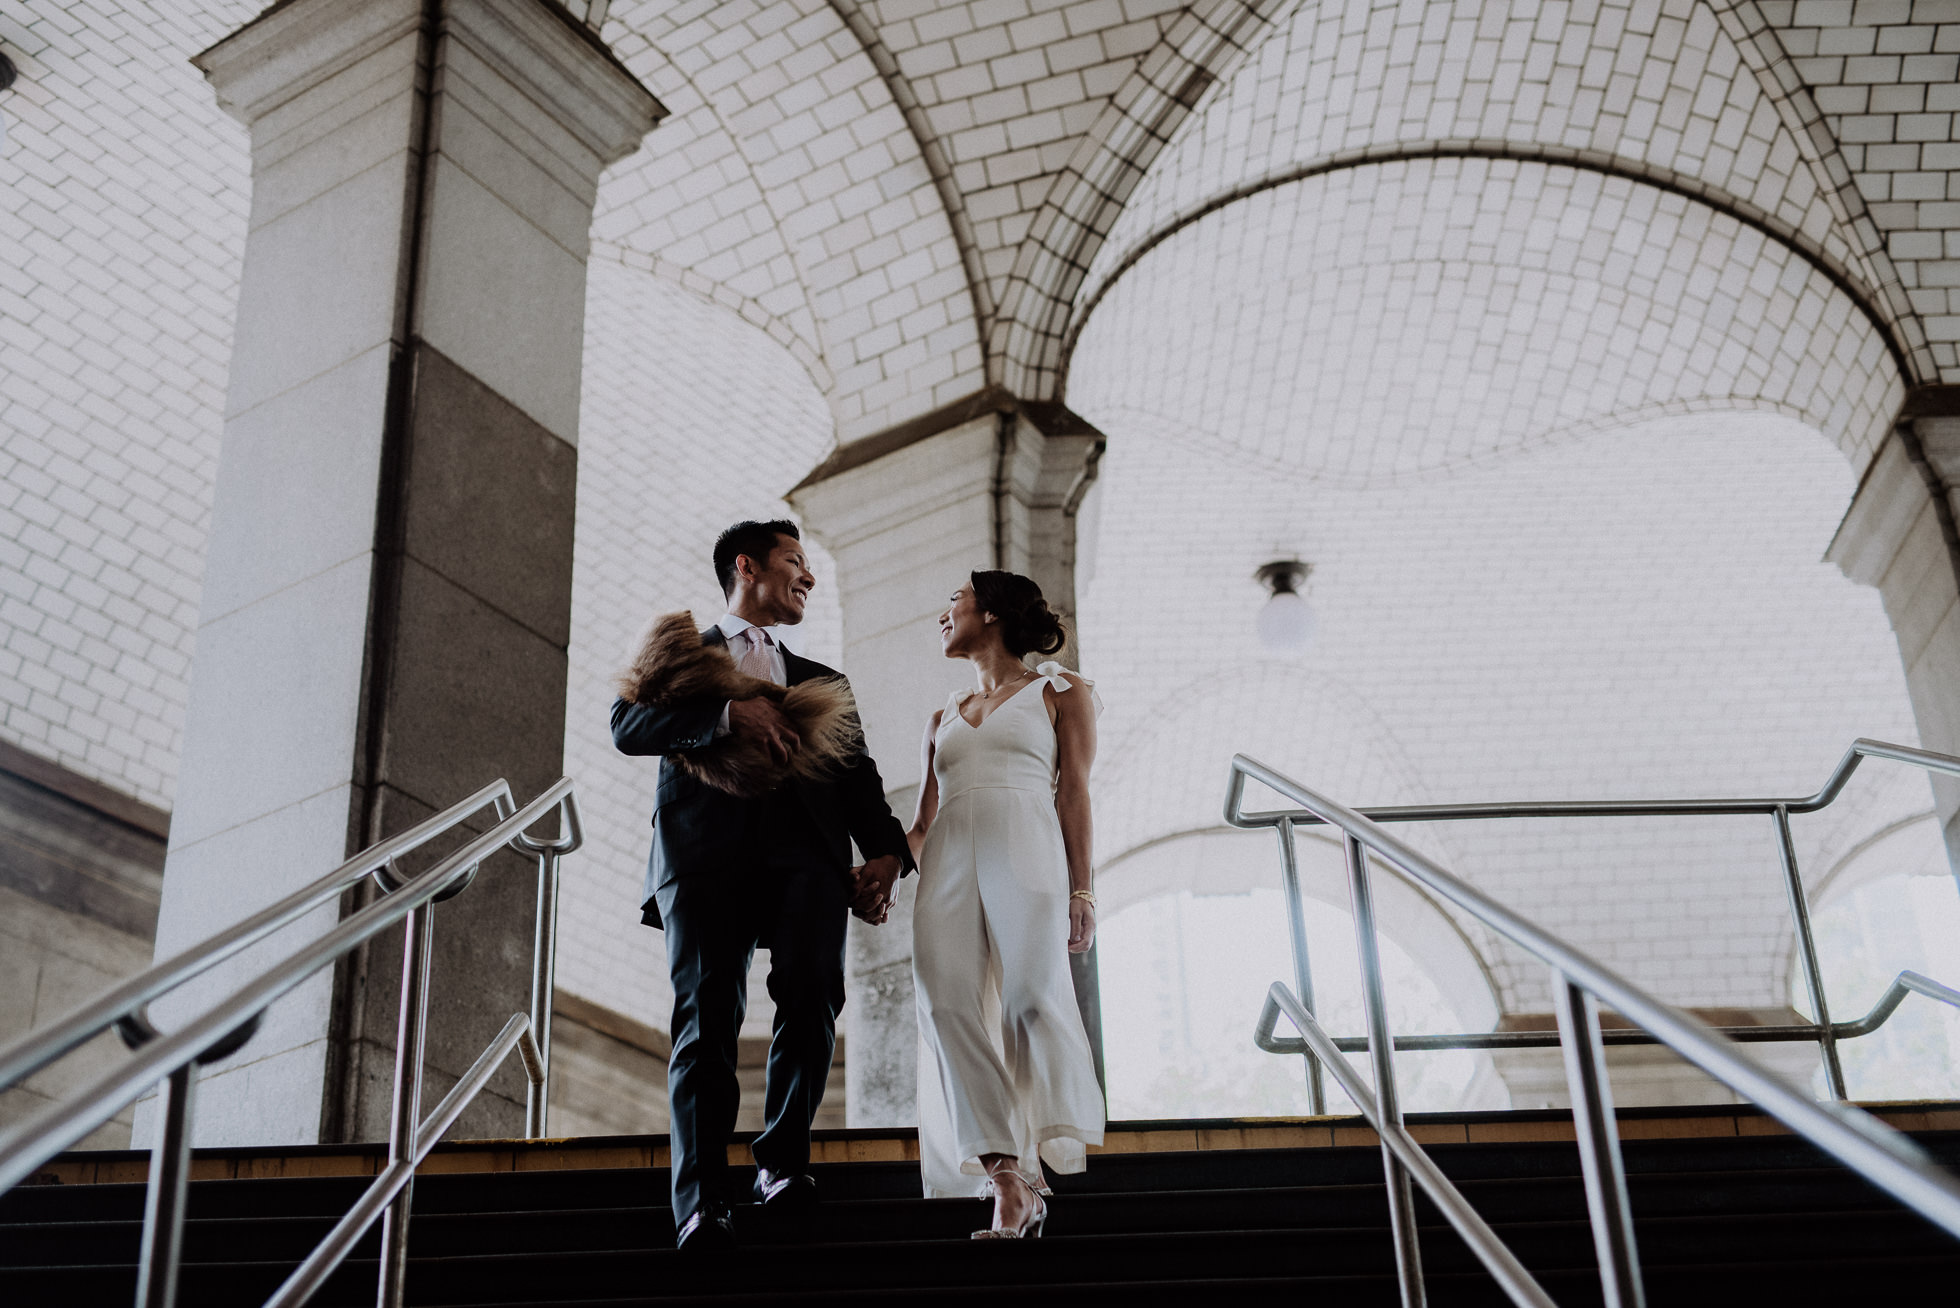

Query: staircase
11 748 1960 1305
5 1113 1958 1305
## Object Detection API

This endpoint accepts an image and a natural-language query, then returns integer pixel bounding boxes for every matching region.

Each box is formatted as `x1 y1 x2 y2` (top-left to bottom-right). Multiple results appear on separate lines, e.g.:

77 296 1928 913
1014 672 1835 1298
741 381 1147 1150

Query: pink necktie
738 629 776 683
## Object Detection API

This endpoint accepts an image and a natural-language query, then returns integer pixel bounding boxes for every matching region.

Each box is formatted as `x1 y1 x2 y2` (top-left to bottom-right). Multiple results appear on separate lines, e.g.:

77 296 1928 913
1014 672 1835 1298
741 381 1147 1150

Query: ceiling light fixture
1254 560 1315 655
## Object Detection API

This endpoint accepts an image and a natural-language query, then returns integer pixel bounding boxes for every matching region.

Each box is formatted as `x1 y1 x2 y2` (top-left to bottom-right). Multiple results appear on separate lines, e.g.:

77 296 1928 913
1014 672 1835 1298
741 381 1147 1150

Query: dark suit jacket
610 626 914 929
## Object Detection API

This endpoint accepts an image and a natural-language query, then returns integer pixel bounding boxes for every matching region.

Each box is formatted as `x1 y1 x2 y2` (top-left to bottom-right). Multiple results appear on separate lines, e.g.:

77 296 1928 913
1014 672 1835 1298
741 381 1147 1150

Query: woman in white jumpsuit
903 569 1105 1239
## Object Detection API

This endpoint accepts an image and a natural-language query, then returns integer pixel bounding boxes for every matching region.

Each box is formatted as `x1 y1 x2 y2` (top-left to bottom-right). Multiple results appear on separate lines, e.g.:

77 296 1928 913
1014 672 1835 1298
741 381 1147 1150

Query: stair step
432 1255 1960 1308
6 1126 1956 1305
14 1128 1958 1224
0 1165 1933 1268
4 1208 1953 1305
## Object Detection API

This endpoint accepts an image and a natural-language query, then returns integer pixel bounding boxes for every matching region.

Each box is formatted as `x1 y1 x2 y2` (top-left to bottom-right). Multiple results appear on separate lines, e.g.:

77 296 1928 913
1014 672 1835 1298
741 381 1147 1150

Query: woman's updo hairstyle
970 569 1067 658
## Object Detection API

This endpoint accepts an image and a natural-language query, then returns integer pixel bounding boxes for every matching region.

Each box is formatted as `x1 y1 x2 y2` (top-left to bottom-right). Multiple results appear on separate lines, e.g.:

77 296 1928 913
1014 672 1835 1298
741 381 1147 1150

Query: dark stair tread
431 1255 1960 1308
8 1235 1959 1308
14 1129 1960 1224
7 1129 1959 1306
2 1212 1908 1295
3 1164 1945 1266
6 1137 1948 1224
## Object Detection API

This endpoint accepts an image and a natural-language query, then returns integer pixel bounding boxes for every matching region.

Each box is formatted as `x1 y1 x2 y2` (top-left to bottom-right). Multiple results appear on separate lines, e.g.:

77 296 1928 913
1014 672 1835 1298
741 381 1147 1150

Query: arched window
1804 816 1960 1101
1096 829 1506 1119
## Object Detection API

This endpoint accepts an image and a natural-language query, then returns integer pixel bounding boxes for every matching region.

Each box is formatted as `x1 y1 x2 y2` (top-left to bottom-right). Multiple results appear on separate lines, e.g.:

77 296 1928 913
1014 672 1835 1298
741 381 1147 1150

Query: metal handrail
1231 736 1960 1105
1257 984 1556 1308
265 1014 545 1308
1255 966 1960 1053
1228 738 1960 827
1836 970 1960 1037
1227 750 1960 1308
0 779 515 1093
0 777 582 1308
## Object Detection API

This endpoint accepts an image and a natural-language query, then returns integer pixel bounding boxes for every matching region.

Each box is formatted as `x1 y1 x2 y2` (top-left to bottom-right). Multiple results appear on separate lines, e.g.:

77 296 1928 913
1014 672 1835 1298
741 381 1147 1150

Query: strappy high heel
971 1169 1048 1240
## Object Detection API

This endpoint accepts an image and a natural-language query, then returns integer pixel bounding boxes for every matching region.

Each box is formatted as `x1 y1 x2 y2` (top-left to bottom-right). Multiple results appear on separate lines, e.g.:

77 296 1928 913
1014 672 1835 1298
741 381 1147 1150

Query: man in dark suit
611 519 912 1250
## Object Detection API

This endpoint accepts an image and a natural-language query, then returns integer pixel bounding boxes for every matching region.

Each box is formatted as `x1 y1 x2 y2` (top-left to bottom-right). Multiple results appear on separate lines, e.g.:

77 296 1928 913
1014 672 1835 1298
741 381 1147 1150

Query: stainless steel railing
1257 966 1960 1057
1235 737 1960 1110
0 777 582 1308
1228 746 1960 1308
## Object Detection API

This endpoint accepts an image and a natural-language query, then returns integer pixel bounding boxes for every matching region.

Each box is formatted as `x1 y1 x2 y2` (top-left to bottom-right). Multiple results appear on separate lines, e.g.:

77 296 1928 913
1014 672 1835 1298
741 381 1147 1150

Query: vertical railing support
377 903 435 1308
527 848 560 1139
513 794 581 1139
1552 973 1645 1308
1773 805 1846 1099
1274 818 1325 1115
133 1062 197 1308
1345 833 1424 1307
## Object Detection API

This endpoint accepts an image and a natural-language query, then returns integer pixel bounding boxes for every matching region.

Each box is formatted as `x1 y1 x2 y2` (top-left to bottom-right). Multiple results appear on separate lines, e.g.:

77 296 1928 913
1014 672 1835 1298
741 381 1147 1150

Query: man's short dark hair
713 519 800 597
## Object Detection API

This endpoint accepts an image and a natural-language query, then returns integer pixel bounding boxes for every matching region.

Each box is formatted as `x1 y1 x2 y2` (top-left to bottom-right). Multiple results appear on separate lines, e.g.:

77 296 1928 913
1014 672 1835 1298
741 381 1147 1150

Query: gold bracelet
1069 889 1096 906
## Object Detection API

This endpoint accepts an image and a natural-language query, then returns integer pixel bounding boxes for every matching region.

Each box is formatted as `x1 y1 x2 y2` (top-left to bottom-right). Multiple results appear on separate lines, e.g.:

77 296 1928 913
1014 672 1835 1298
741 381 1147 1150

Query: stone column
148 0 659 1146
1827 386 1960 875
790 390 1104 1126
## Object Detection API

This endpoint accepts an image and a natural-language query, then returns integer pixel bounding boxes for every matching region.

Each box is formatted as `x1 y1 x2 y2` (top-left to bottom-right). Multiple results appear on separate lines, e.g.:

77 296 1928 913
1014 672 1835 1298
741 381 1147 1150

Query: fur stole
615 611 860 798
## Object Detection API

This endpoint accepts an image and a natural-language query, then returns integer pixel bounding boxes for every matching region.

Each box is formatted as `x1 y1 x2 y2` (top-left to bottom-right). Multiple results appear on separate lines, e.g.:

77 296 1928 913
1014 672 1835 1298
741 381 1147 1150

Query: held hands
728 695 800 766
850 854 903 925
1067 897 1096 954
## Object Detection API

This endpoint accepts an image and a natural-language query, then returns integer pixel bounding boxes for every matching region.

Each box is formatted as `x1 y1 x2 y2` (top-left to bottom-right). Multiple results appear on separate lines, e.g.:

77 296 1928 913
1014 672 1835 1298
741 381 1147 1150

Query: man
611 519 911 1250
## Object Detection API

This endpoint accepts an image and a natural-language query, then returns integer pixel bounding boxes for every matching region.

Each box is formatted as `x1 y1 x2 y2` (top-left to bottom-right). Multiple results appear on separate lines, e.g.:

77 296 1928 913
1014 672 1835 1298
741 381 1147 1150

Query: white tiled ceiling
1068 156 1905 485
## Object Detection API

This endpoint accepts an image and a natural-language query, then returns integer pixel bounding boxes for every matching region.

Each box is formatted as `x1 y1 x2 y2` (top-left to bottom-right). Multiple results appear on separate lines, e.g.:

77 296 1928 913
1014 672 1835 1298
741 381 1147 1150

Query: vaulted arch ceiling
1069 0 1946 394
598 1 983 442
1071 157 1903 484
595 0 1957 449
1706 0 1959 385
593 0 1288 439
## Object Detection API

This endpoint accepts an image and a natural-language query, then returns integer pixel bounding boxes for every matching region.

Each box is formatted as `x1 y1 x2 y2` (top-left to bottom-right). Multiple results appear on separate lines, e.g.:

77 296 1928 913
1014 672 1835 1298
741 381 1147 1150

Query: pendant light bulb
1254 560 1315 655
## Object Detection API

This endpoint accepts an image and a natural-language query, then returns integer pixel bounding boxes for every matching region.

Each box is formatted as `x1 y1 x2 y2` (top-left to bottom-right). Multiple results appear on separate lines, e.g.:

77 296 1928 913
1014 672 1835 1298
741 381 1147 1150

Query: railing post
377 903 435 1308
527 848 560 1139
1345 833 1424 1307
133 1062 196 1308
1274 818 1325 1115
1773 805 1846 1099
1551 973 1645 1308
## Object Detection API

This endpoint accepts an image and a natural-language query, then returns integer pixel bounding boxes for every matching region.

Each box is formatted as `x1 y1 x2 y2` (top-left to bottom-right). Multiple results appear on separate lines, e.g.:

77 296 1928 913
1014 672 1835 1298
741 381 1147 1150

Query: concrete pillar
790 390 1104 1125
1827 386 1960 876
148 0 659 1146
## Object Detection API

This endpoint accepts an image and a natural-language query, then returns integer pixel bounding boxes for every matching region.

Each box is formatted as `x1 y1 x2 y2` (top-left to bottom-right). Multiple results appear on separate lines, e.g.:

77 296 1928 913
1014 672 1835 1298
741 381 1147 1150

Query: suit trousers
658 856 849 1226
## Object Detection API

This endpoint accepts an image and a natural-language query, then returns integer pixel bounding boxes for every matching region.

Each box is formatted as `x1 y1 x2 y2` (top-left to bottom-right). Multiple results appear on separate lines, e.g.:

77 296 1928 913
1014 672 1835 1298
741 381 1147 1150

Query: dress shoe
754 1167 818 1211
675 1202 736 1252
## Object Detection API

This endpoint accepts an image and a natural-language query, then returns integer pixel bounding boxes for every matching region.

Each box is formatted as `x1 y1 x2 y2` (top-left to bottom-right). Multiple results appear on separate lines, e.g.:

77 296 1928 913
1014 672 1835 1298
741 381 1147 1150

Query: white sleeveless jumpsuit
913 662 1106 1198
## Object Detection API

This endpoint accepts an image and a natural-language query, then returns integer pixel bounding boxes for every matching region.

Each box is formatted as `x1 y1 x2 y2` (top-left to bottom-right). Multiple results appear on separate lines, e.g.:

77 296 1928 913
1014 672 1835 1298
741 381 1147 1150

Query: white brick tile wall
1071 407 1930 1015
0 1 257 809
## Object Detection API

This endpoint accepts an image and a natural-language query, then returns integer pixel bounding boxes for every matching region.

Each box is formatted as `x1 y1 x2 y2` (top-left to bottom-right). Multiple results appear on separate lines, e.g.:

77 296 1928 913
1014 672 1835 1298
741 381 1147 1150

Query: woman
905 569 1105 1239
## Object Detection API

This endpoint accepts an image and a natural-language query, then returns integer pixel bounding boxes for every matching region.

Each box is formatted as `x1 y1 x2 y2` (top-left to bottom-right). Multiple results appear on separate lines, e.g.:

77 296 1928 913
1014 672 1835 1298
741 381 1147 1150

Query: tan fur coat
614 611 860 798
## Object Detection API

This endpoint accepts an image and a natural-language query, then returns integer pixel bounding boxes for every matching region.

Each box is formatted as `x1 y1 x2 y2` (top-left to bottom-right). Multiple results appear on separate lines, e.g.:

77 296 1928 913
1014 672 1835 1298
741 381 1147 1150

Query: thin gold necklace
983 669 1034 699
